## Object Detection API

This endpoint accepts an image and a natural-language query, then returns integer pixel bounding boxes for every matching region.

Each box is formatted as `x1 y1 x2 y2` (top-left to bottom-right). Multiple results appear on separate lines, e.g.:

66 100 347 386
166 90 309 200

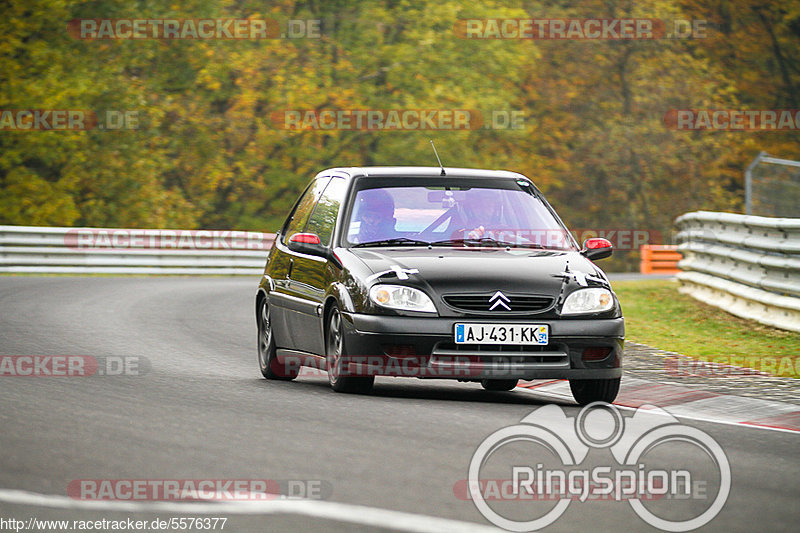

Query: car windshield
345 182 577 250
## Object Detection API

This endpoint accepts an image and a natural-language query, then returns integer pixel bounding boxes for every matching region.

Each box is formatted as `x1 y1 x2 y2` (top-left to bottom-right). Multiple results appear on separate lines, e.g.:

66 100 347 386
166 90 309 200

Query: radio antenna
429 140 446 175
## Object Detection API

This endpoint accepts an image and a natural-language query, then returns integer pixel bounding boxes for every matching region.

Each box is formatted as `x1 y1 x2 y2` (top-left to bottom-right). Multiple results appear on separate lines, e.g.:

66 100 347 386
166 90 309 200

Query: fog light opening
582 347 612 361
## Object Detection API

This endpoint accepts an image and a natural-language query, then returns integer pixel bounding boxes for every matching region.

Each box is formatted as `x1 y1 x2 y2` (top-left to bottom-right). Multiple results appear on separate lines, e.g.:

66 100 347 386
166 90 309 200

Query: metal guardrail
675 211 800 332
0 225 274 275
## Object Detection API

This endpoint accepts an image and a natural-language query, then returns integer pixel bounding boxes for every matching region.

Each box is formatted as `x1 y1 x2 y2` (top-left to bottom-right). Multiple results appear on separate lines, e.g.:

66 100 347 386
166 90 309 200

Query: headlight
561 288 614 315
369 285 437 313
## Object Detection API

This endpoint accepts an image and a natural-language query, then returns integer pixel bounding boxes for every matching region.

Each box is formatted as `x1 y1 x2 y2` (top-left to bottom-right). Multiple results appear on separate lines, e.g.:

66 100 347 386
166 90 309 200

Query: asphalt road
0 277 797 532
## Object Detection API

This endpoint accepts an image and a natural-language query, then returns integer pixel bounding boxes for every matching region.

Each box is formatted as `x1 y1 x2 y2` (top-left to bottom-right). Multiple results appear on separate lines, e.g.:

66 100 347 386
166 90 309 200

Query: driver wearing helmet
354 189 397 243
457 189 501 240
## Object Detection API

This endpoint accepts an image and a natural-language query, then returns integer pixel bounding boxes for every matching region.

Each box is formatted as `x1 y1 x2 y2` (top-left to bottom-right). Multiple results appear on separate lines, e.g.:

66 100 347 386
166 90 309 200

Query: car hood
347 247 609 298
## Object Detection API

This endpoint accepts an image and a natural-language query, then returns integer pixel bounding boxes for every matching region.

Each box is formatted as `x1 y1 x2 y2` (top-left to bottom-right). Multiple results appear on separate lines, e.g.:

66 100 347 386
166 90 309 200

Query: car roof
316 166 530 181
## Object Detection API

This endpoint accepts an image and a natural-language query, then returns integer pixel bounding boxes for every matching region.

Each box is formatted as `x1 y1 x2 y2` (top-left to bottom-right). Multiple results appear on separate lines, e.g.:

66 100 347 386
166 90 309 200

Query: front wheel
569 377 620 405
258 299 297 380
326 306 374 394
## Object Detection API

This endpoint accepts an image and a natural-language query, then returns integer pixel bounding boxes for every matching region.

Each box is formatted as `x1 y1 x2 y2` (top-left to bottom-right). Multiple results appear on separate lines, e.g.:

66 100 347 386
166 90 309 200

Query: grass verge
612 279 800 378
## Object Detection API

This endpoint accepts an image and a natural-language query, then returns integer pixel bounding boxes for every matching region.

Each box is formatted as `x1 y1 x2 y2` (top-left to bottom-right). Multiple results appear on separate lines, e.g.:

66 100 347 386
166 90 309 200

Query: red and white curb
517 377 800 434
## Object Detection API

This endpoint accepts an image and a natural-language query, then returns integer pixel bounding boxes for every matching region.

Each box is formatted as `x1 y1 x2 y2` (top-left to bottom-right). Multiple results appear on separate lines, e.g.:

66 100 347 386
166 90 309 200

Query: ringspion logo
463 403 730 531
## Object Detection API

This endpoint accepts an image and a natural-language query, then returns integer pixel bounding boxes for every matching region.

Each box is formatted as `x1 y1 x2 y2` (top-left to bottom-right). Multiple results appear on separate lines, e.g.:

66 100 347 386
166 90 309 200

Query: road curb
517 376 800 433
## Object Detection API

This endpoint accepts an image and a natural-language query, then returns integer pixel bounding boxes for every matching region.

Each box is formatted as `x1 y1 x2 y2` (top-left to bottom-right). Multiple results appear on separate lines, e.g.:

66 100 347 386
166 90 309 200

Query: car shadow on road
257 375 576 407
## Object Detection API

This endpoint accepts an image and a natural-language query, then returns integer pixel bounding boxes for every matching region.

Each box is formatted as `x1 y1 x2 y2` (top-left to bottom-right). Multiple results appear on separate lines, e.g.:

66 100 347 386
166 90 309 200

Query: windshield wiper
352 237 432 248
430 237 545 249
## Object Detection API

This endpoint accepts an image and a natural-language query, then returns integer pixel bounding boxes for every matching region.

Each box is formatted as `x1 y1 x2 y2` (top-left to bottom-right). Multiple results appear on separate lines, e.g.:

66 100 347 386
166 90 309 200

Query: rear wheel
569 377 620 405
258 299 297 380
326 305 374 394
480 379 518 391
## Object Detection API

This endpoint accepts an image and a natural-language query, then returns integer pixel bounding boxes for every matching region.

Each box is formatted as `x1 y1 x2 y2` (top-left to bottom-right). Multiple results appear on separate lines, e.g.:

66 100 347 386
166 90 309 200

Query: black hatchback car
255 167 623 405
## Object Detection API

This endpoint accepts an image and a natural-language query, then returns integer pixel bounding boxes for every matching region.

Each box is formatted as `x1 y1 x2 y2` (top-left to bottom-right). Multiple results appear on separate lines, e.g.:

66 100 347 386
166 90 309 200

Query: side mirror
287 233 342 268
288 233 325 256
581 237 613 260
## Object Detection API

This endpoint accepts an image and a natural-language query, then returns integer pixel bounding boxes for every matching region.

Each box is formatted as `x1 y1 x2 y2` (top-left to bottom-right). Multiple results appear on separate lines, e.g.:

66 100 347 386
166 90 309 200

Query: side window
305 178 347 246
282 178 331 244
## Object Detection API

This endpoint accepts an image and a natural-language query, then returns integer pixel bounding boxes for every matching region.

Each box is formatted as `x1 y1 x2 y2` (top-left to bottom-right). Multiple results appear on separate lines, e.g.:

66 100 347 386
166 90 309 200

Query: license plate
454 323 549 345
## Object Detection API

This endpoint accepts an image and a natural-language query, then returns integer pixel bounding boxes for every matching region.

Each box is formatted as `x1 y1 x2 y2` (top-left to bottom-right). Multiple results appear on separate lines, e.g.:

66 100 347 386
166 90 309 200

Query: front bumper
339 313 623 380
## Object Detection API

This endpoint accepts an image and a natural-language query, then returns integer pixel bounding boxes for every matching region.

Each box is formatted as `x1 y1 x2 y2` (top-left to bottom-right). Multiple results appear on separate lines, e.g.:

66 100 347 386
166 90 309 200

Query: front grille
435 342 563 354
442 294 553 313
431 342 569 366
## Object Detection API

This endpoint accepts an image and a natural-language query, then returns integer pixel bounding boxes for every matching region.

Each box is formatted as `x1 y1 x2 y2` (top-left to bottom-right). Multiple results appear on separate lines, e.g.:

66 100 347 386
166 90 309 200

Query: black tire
569 377 620 405
258 299 297 380
480 379 519 391
326 305 374 394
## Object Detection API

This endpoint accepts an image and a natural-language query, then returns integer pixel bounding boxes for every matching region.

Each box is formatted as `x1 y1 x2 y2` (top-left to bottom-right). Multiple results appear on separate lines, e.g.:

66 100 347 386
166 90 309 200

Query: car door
269 177 331 349
287 177 348 354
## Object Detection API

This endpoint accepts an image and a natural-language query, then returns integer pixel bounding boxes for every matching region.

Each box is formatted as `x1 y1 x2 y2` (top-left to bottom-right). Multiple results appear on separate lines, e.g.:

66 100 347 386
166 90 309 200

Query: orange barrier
639 244 681 274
